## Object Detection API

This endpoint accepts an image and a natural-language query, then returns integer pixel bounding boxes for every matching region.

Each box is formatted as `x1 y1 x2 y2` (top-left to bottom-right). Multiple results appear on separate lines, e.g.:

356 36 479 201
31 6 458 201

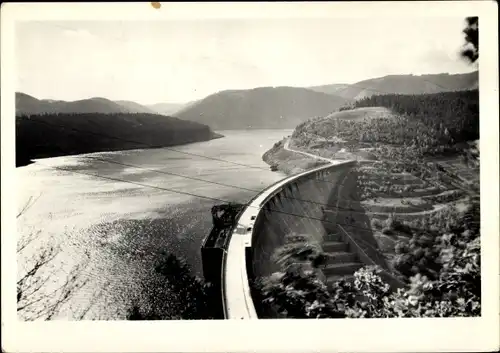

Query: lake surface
16 129 291 320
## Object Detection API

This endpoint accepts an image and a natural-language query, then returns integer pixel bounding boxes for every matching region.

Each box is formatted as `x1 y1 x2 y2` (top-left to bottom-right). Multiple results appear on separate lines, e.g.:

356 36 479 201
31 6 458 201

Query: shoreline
261 138 328 175
16 132 225 168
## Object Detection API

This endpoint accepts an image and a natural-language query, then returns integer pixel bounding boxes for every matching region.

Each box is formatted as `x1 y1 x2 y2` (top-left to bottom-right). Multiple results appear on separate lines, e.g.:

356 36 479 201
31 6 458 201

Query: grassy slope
322 107 394 121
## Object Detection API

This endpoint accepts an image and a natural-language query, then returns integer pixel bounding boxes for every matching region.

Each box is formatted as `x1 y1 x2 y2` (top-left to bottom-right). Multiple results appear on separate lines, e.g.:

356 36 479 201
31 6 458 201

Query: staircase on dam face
321 232 364 287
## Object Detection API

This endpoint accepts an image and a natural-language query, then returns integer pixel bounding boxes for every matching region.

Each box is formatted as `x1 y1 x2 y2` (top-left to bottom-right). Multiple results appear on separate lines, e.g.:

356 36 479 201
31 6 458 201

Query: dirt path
283 138 341 163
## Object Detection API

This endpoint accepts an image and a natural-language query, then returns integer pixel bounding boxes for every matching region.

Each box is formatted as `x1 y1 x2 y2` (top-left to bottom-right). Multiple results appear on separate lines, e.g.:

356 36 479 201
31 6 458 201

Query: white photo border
1 2 498 352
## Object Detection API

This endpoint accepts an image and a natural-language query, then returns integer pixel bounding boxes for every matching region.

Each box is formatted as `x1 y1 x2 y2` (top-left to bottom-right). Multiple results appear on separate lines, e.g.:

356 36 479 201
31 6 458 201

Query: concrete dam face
221 160 401 319
243 160 398 317
250 162 356 279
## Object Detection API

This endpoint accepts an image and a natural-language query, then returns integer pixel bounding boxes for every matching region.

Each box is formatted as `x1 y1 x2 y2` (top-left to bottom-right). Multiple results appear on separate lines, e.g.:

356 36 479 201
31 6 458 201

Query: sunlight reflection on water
17 130 290 320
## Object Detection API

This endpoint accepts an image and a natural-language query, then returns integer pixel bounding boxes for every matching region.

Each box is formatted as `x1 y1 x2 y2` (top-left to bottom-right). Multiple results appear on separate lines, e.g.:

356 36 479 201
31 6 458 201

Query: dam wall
222 158 404 319
223 160 361 319
249 161 356 280
324 165 393 272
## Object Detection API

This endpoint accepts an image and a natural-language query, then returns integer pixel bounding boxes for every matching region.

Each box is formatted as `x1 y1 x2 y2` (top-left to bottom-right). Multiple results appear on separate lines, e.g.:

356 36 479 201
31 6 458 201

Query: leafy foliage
330 267 395 318
392 201 480 280
333 257 480 318
260 267 344 318
273 233 329 269
259 202 480 318
461 17 479 64
259 233 339 318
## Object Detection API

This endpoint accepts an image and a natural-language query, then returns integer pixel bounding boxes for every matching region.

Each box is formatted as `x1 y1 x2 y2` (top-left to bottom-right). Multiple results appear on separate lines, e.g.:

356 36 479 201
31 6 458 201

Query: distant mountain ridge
306 84 350 96
115 100 156 113
16 93 188 116
307 71 478 100
146 102 194 116
16 93 144 115
174 71 478 130
16 70 478 130
174 86 352 130
15 93 223 167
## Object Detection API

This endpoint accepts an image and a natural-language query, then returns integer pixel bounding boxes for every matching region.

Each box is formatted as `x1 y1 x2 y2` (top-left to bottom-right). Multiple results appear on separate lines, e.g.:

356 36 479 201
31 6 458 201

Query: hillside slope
291 90 478 152
306 84 350 95
59 97 132 114
263 90 480 226
115 100 155 113
147 102 190 115
174 86 351 130
308 71 478 100
16 112 222 167
16 93 57 115
322 107 396 121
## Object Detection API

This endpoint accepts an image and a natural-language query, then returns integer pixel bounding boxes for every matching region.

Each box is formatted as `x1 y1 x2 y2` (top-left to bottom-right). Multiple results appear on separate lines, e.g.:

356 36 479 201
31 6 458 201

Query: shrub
333 257 480 318
259 201 480 318
392 201 479 281
391 220 413 235
272 233 328 270
370 218 384 230
385 214 397 229
260 267 344 318
382 227 394 236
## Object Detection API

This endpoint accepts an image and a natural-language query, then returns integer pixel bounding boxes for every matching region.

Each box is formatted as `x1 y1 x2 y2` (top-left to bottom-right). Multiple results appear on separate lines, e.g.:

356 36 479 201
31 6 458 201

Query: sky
16 17 476 105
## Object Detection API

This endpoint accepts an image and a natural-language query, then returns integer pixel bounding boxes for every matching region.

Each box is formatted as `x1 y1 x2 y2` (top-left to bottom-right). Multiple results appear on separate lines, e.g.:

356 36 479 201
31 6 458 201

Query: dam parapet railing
222 159 358 319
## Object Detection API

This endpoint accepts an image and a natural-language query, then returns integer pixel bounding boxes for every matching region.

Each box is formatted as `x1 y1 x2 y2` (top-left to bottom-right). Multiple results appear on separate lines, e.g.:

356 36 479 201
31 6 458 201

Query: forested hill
16 113 222 167
290 89 479 162
346 89 479 143
307 71 478 100
174 86 351 130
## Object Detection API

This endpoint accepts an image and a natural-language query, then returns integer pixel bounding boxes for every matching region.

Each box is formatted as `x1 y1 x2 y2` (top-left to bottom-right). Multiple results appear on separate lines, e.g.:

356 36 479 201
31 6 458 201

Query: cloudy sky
16 17 475 105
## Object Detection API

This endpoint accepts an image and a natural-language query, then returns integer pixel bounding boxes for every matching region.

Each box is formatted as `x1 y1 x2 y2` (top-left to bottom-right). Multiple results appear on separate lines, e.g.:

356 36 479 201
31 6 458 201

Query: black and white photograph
1 2 498 353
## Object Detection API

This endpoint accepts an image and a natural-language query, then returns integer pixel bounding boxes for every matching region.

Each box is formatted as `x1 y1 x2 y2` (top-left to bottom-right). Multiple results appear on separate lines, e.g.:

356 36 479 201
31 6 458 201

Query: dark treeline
345 89 479 143
16 112 221 167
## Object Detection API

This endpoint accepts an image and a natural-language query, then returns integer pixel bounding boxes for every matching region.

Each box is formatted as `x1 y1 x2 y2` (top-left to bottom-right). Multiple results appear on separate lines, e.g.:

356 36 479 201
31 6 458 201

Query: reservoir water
16 129 291 320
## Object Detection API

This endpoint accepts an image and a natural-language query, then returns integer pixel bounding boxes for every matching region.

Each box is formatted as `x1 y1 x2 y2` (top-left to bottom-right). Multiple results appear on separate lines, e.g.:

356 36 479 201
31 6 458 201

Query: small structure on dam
200 203 245 319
